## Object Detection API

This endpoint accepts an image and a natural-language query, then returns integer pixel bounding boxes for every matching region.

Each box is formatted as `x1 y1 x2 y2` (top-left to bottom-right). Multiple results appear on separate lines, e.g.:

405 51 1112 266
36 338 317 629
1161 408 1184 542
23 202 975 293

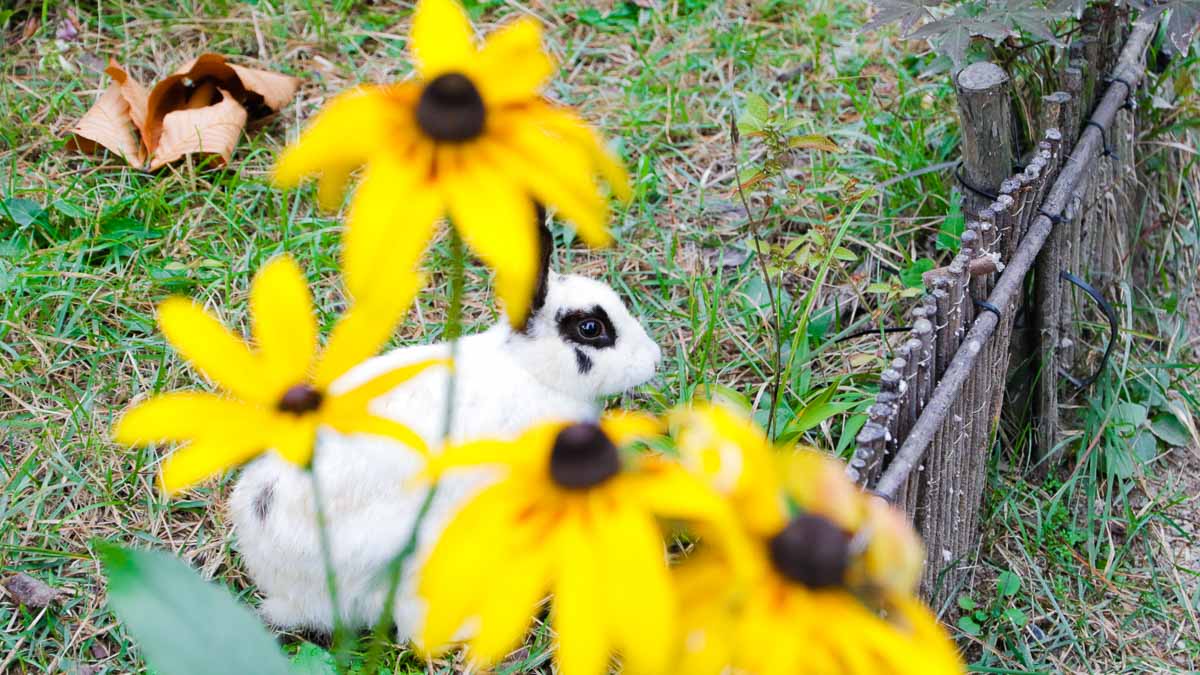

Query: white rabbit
228 223 662 639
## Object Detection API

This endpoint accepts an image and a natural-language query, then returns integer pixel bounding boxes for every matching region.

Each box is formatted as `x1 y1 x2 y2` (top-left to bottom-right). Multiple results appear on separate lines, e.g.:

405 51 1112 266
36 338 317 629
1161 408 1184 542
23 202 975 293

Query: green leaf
831 246 857 262
957 595 977 611
1111 402 1148 434
788 134 840 153
899 258 934 288
1150 413 1191 447
997 570 1020 597
1132 429 1158 463
99 543 292 675
290 643 337 675
1 197 48 227
780 383 858 440
738 93 770 133
957 615 983 636
938 192 965 251
1106 444 1136 479
1002 607 1028 627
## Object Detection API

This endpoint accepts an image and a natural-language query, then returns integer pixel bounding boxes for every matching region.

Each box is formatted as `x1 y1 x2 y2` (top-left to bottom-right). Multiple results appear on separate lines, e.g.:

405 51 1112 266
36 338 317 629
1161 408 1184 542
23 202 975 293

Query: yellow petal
114 393 261 446
273 86 395 197
159 427 272 494
625 461 757 581
444 153 539 326
553 510 610 675
599 411 663 447
270 413 319 466
537 105 632 204
343 151 441 302
672 557 738 675
157 297 270 404
431 421 559 476
472 17 553 105
593 497 673 675
326 357 450 416
467 534 554 666
326 414 429 456
418 481 534 652
487 127 610 249
314 271 424 388
249 255 317 396
410 0 475 79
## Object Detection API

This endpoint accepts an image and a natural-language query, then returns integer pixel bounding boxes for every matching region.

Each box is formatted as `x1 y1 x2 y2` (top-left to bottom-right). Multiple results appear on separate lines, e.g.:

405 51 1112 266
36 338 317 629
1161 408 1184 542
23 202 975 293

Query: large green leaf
99 543 293 675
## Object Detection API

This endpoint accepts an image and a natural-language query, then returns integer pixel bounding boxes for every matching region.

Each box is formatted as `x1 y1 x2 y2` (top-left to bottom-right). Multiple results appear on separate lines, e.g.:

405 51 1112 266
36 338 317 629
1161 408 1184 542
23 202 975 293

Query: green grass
2 0 1198 673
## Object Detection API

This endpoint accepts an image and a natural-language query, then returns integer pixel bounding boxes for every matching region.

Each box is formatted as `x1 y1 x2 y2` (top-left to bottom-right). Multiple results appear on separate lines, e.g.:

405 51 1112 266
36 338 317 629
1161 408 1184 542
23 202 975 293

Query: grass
1 0 1198 673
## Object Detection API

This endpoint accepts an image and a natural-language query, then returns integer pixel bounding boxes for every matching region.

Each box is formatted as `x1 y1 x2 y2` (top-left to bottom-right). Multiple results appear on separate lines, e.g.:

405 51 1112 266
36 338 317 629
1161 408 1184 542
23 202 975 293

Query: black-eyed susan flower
274 0 630 326
670 404 965 675
115 255 442 494
415 415 744 675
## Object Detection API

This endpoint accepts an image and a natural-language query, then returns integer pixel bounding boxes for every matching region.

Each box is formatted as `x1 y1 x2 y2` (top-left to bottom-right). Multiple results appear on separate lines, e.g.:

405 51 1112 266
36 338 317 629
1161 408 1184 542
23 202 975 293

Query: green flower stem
309 468 350 674
364 229 465 672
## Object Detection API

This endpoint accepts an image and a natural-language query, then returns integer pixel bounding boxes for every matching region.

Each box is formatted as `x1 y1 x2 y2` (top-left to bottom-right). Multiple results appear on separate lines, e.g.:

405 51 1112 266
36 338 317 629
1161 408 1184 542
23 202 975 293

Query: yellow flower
416 416 742 675
669 404 964 675
114 255 442 494
673 544 964 675
274 0 630 325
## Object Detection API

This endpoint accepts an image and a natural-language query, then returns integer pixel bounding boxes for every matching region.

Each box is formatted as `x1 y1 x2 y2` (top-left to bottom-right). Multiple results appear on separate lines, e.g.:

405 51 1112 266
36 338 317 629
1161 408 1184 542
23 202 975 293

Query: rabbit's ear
528 205 554 318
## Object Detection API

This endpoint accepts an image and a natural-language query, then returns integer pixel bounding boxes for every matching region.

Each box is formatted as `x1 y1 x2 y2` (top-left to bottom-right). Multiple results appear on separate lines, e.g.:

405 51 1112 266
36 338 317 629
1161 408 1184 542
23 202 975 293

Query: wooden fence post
955 62 1016 220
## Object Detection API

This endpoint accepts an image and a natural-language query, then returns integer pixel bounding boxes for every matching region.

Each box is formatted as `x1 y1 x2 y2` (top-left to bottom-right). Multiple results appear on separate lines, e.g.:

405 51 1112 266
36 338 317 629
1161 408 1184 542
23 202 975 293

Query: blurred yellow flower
115 255 440 494
669 404 964 675
416 416 743 675
274 0 630 326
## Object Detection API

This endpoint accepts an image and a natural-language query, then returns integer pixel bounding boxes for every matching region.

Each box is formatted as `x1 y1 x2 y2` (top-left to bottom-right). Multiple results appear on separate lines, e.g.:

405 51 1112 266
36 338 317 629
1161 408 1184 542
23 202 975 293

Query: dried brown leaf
105 61 150 133
228 63 300 112
149 88 247 170
67 72 146 166
67 53 296 170
145 53 297 154
2 573 61 608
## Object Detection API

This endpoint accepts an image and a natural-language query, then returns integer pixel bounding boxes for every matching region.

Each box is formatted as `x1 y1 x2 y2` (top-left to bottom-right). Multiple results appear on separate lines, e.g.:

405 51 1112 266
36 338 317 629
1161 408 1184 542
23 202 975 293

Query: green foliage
99 543 294 675
954 570 1028 641
863 0 1076 67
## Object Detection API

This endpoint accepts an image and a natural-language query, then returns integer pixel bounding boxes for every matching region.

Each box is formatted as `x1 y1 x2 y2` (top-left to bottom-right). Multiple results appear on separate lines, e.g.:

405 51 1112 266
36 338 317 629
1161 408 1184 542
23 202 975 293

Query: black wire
835 325 914 343
1039 207 1065 225
1084 120 1118 160
1058 270 1120 390
973 299 1002 318
955 163 1000 201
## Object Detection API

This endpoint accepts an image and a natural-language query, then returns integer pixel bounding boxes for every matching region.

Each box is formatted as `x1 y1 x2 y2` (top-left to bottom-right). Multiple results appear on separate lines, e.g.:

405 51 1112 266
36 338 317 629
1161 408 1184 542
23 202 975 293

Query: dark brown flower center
768 514 850 589
549 423 620 490
277 384 324 415
416 73 486 142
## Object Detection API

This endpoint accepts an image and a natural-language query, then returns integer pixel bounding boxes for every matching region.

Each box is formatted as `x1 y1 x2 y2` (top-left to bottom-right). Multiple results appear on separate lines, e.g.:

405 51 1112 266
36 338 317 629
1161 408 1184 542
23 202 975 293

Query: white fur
229 272 661 638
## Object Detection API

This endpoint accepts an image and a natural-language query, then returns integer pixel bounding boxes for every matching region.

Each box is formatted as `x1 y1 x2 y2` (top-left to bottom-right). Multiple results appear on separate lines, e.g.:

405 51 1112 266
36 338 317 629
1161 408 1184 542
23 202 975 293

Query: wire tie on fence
1084 120 1118 160
1038 207 1065 225
973 299 1002 318
1058 271 1119 391
1104 74 1136 110
954 163 999 201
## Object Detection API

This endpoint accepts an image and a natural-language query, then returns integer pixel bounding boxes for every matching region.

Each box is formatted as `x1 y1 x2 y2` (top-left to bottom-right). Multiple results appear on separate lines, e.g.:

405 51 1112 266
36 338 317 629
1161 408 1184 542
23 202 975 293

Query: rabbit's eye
557 306 617 349
578 319 603 339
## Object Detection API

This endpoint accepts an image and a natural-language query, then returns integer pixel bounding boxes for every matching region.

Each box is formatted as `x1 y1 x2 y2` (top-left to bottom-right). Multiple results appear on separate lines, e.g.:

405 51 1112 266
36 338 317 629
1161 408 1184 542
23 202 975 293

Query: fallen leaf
2 573 61 608
144 53 298 155
67 68 146 166
66 53 298 170
150 88 247 170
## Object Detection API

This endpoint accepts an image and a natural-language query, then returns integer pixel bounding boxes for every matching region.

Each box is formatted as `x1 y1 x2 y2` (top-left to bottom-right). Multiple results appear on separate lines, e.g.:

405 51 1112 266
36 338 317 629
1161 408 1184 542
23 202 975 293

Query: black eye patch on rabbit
557 307 617 374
